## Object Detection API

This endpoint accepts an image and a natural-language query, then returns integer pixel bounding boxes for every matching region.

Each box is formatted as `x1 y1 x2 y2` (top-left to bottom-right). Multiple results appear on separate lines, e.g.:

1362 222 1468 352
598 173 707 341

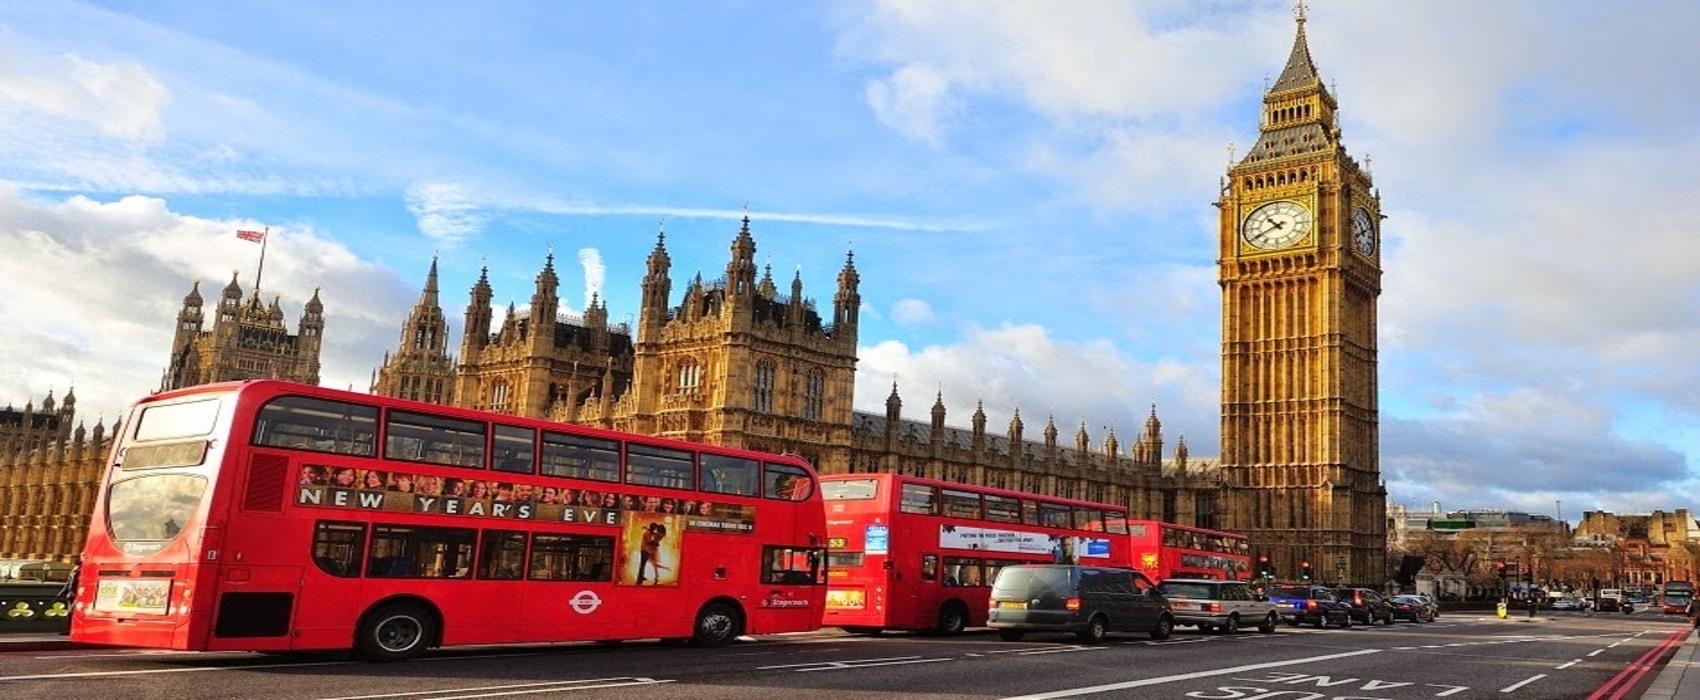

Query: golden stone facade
162 272 324 391
0 391 109 564
1217 12 1387 583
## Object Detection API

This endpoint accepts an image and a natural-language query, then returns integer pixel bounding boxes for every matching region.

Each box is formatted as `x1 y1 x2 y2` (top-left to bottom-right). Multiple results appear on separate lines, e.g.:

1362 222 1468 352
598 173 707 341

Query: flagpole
255 226 270 292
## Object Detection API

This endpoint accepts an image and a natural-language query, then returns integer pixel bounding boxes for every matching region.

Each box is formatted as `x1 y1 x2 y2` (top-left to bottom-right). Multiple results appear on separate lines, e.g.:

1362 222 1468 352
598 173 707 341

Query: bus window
984 494 1021 523
920 553 939 581
765 463 813 501
478 530 527 580
530 534 615 581
941 490 982 519
898 483 937 515
108 474 206 545
367 525 475 579
1038 502 1071 529
1103 510 1129 535
385 410 487 468
491 425 536 474
1021 499 1039 525
135 397 222 441
762 546 825 585
540 433 620 482
627 445 696 490
253 396 378 456
820 478 878 501
1073 506 1105 531
701 455 759 496
312 521 366 578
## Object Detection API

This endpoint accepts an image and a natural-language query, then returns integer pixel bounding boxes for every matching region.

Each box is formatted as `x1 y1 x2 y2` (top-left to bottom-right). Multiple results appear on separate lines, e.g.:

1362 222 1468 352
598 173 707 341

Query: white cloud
889 298 935 326
0 53 169 144
866 63 952 147
855 324 1218 450
577 247 605 309
405 182 487 246
0 188 411 420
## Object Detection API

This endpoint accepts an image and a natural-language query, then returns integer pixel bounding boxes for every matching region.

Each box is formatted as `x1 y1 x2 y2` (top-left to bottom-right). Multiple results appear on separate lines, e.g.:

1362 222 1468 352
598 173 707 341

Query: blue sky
2 0 1698 523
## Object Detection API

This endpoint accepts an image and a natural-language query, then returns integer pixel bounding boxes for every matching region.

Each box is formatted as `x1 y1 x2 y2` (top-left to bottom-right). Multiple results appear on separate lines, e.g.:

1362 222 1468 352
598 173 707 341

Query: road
1 610 1690 699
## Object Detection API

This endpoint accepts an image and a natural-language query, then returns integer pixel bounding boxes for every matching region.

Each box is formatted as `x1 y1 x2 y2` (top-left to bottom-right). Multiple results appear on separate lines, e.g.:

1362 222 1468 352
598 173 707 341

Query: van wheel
1149 614 1173 640
1258 613 1278 634
357 603 434 662
690 602 741 647
935 603 968 636
998 629 1026 642
1217 615 1240 635
1077 616 1109 644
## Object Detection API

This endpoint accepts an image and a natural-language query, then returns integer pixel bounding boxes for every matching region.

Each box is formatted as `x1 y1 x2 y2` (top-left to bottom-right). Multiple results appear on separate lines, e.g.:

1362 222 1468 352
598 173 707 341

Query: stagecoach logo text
294 466 755 534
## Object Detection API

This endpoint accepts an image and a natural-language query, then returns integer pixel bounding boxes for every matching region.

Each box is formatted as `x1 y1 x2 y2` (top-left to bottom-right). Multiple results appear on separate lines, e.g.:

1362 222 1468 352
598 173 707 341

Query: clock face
1351 208 1376 256
1240 200 1313 250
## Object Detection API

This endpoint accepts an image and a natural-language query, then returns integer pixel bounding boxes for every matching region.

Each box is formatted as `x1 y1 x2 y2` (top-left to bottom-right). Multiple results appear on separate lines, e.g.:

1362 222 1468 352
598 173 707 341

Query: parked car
1412 593 1440 618
1596 597 1622 613
988 565 1175 643
1550 597 1581 611
1156 578 1280 634
1265 584 1353 628
1389 595 1435 622
1333 587 1395 626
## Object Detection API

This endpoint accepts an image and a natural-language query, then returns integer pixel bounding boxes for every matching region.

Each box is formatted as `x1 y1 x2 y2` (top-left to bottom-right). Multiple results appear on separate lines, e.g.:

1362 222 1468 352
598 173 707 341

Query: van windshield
992 567 1072 597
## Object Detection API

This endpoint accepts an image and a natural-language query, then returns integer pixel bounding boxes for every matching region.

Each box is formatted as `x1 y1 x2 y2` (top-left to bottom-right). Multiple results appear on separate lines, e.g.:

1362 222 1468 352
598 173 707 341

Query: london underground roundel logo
569 590 603 615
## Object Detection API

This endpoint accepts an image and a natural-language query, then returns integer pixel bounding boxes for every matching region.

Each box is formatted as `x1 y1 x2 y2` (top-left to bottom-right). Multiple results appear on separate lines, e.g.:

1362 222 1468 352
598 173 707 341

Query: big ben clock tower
1218 4 1386 585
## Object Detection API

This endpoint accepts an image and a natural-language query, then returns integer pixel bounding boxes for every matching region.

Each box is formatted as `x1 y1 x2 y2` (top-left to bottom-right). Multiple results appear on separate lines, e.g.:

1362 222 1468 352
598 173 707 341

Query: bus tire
357 603 435 662
935 602 968 636
690 602 741 647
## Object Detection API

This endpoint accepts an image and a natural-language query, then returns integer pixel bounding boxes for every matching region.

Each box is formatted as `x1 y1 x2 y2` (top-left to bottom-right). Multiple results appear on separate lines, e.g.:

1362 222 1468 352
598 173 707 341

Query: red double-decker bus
70 380 826 660
819 473 1134 635
1124 520 1251 582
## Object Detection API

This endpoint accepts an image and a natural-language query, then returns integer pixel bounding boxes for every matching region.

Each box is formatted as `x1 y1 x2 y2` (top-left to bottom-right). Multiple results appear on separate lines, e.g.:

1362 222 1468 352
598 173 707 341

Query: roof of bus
820 472 1129 510
139 379 815 471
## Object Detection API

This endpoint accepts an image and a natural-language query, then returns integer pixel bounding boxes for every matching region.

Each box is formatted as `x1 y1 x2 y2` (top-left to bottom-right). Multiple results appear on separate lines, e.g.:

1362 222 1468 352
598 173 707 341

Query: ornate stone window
491 380 511 413
802 368 825 421
676 358 702 394
753 360 775 412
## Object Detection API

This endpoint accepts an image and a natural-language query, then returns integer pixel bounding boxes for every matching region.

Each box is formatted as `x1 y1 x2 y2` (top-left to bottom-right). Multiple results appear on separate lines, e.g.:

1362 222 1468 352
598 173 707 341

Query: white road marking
1500 674 1547 693
1557 660 1580 669
0 658 352 681
320 678 673 700
1588 649 1603 657
997 648 1382 699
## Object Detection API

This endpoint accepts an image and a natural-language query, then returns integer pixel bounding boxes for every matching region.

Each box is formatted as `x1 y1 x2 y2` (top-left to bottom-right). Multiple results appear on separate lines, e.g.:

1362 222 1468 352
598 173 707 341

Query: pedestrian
56 558 80 635
1686 596 1699 627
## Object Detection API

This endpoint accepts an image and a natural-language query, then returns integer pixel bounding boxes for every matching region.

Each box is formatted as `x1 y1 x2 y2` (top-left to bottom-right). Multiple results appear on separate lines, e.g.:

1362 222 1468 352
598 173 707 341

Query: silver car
1156 578 1279 634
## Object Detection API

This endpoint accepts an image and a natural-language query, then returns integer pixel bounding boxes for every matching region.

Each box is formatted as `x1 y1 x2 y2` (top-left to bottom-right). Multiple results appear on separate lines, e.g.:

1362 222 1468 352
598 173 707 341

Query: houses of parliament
0 10 1388 584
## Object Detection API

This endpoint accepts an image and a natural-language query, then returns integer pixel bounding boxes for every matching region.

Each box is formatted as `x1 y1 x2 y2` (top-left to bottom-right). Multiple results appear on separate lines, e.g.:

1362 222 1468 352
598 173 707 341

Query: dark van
987 564 1174 643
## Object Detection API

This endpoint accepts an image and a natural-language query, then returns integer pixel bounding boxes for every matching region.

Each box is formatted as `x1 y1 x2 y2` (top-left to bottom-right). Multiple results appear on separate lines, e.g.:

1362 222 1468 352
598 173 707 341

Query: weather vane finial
1294 1 1308 25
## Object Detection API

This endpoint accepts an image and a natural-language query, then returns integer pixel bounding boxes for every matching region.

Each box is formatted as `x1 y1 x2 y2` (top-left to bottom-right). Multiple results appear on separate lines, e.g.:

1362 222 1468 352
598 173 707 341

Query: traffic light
1497 562 1508 580
1258 555 1271 579
1301 561 1313 581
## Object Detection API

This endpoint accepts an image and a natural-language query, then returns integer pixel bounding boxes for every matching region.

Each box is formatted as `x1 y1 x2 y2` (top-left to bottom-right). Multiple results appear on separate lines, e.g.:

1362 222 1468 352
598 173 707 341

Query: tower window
677 359 701 394
753 361 775 413
492 380 511 413
802 369 825 421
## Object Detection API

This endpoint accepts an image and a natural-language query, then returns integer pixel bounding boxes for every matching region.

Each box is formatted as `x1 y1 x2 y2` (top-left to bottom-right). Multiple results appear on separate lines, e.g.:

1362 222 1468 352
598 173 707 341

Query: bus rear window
107 474 208 544
820 479 877 501
134 398 222 441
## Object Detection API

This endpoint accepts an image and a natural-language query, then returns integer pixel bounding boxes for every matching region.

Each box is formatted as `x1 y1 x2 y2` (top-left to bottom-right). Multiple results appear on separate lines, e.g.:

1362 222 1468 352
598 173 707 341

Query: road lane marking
1501 674 1547 693
0 658 352 681
997 648 1382 699
1588 649 1604 657
320 678 673 700
1558 660 1581 669
758 654 956 672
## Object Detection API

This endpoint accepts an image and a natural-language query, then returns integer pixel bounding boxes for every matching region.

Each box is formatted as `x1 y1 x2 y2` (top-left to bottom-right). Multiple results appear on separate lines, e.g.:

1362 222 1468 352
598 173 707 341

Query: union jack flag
236 230 265 242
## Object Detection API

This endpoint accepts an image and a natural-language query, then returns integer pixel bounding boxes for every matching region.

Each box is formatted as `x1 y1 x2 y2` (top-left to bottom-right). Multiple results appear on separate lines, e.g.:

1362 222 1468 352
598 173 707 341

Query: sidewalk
1643 627 1700 700
0 633 83 652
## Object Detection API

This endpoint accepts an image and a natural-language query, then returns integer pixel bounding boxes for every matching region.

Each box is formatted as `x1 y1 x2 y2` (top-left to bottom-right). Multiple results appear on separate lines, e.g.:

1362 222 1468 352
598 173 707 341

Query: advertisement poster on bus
620 512 683 586
937 525 1109 560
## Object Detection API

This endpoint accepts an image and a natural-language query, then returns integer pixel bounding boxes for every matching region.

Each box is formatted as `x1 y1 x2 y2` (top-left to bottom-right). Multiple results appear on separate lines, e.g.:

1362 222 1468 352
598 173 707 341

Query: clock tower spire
1218 4 1385 585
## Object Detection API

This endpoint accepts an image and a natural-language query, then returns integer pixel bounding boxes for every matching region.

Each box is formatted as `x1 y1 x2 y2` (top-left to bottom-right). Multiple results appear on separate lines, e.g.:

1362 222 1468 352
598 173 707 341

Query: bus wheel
690 602 741 647
357 603 434 662
936 603 968 636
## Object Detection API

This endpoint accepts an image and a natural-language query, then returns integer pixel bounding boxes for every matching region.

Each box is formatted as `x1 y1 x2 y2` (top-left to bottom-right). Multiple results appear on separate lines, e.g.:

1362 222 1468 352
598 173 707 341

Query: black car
1333 587 1395 626
1595 597 1621 613
1265 584 1353 628
1389 595 1435 622
987 565 1175 643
